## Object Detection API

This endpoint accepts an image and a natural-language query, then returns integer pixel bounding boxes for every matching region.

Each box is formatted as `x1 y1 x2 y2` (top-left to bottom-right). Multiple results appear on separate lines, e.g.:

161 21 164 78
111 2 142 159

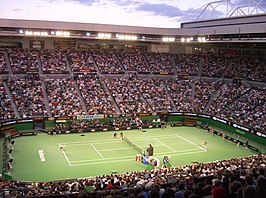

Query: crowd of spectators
76 74 117 115
201 56 230 78
0 51 8 74
218 87 266 132
1 154 265 198
175 54 200 76
117 49 150 73
67 50 97 73
0 81 15 120
165 79 192 112
7 76 48 118
191 81 218 113
0 75 265 132
67 117 151 132
145 53 175 74
206 84 250 116
133 78 174 112
223 57 266 82
0 49 265 81
45 78 84 117
7 49 39 73
92 50 124 74
105 78 151 114
0 48 265 131
39 49 68 74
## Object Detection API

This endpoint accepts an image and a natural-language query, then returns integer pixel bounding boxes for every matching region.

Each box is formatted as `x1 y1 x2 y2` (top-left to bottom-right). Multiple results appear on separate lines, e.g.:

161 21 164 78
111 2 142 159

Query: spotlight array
181 37 207 43
116 34 137 40
162 37 175 42
98 33 112 39
55 31 70 37
24 31 48 36
17 29 208 43
198 37 206 42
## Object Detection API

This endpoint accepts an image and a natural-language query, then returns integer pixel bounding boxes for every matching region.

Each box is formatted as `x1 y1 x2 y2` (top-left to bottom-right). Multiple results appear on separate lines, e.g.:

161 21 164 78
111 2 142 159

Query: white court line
175 134 207 152
59 139 122 146
154 138 176 152
91 144 104 159
59 144 72 166
70 149 206 166
59 134 177 145
66 143 164 149
97 144 164 152
71 148 201 163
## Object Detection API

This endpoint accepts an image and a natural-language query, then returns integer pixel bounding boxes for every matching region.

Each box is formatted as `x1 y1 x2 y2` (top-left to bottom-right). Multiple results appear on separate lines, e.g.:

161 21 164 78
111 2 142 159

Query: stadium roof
1 14 266 43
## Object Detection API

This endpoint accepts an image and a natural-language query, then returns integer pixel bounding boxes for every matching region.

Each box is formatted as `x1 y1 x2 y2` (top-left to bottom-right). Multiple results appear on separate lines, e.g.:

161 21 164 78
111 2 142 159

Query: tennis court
60 133 207 167
8 126 265 181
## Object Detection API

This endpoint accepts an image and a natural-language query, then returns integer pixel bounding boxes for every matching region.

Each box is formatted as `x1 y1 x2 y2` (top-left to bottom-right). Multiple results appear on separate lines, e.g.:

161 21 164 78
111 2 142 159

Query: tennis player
202 140 207 149
146 144 154 156
59 144 65 151
120 132 124 140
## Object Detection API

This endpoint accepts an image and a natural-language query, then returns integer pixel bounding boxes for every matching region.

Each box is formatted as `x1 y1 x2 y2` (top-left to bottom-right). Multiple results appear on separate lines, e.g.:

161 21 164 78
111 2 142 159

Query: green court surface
6 127 266 182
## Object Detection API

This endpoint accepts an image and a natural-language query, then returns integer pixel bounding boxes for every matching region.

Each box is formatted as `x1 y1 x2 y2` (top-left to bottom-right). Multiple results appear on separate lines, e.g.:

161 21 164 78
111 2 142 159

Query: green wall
2 115 265 146
169 115 266 146
15 123 33 131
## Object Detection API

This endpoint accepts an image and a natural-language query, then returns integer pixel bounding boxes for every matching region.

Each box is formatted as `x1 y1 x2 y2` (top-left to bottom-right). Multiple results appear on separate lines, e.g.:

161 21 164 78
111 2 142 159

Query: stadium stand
0 49 265 131
117 49 150 73
45 77 84 117
7 49 39 74
76 74 117 115
144 52 175 74
66 50 98 73
39 49 68 74
0 51 8 74
91 50 124 74
105 78 151 114
175 54 200 76
0 81 15 120
7 77 48 118
133 78 174 112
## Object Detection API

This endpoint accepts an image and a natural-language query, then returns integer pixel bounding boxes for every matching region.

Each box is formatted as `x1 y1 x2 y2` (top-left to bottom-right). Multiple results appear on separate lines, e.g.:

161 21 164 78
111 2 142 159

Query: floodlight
25 31 33 36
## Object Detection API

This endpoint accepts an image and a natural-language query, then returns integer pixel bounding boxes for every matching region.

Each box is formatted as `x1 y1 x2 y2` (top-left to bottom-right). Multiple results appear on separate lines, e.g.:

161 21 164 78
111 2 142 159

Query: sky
0 0 265 28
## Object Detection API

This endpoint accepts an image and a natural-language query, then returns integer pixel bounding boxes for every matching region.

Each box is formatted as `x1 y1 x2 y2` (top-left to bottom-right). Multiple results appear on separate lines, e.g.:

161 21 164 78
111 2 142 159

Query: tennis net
123 135 145 155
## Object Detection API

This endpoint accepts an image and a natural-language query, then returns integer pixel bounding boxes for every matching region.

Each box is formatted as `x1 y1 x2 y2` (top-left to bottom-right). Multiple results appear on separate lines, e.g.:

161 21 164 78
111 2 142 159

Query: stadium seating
7 78 47 118
0 51 8 74
67 50 97 73
117 49 150 73
0 81 15 120
76 74 117 115
91 49 124 74
105 78 151 114
39 49 68 74
0 48 265 131
45 78 84 117
8 49 39 73
145 52 175 74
